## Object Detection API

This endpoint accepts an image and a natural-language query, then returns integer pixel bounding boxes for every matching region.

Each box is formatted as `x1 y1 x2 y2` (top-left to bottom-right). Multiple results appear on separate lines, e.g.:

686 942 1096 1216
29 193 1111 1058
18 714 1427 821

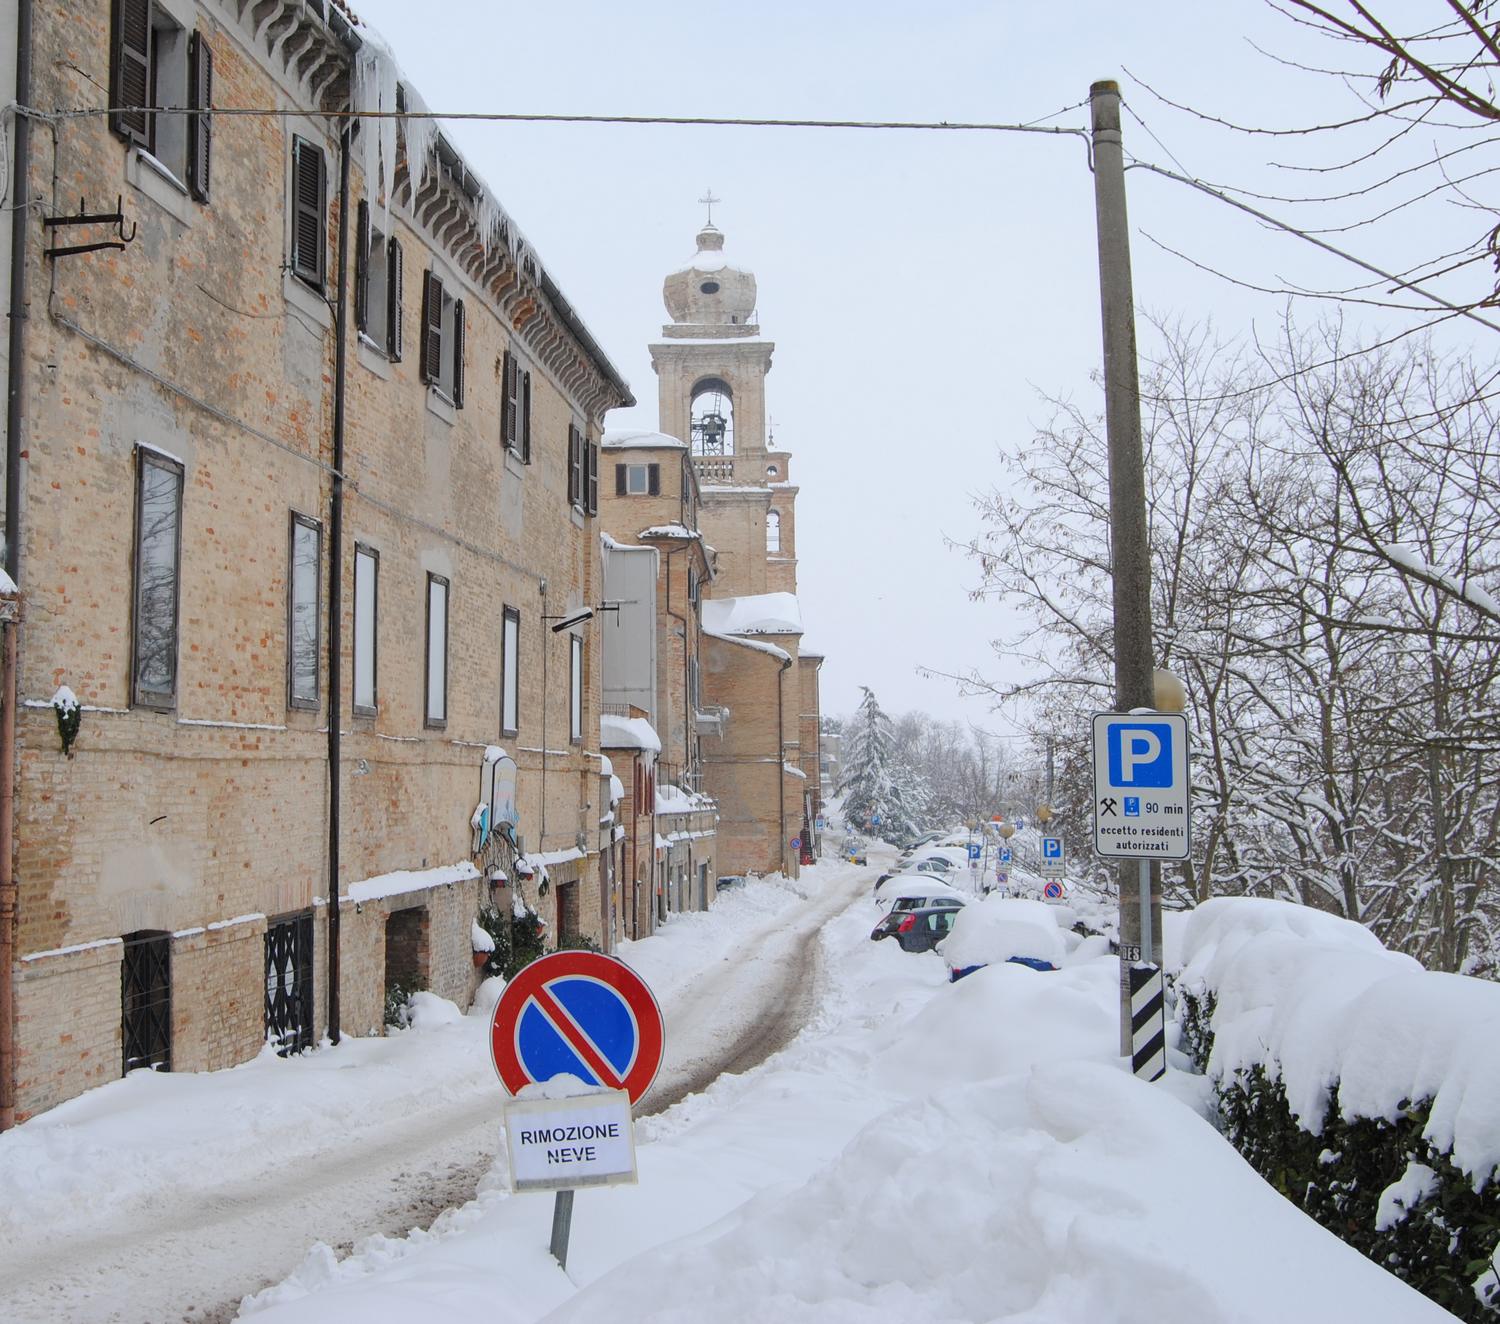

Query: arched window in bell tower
690 378 735 455
766 509 781 553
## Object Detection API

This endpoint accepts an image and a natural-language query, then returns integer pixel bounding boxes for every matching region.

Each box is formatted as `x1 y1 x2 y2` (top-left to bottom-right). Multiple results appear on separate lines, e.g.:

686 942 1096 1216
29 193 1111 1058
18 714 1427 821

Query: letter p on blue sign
1107 722 1173 787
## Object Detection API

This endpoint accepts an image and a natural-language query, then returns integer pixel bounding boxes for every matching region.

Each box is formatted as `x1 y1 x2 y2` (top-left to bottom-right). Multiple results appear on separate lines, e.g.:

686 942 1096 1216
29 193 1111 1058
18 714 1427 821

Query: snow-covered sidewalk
236 874 1448 1323
0 865 843 1324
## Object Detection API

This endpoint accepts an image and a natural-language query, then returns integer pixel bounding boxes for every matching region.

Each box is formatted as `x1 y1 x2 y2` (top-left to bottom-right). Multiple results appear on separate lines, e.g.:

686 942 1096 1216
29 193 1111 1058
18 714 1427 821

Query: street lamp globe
1153 668 1187 714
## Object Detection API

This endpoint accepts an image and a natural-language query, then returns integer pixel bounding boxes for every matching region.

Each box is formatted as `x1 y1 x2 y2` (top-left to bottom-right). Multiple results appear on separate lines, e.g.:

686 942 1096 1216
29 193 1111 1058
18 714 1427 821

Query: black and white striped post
1128 858 1166 1081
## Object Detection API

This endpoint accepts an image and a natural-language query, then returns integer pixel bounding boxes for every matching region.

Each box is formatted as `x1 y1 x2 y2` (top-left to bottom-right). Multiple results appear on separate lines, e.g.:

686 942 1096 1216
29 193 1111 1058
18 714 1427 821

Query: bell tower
651 202 799 597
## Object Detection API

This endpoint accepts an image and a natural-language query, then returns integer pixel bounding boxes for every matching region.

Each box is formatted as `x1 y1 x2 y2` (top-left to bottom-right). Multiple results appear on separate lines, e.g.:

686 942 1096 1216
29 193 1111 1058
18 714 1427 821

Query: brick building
0 0 631 1123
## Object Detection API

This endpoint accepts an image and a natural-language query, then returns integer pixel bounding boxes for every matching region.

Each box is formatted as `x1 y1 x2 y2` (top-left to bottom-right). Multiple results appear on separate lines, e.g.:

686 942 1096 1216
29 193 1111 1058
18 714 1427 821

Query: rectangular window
616 462 660 497
569 634 583 744
568 424 583 509
425 573 448 727
110 2 211 198
290 136 326 290
132 446 183 709
420 271 465 406
501 605 520 735
287 512 321 710
502 352 531 461
355 206 403 359
586 438 599 514
353 544 378 716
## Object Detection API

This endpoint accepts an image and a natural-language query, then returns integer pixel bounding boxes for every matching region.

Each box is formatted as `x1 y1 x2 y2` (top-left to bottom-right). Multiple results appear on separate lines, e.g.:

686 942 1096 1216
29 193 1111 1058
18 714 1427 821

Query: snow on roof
700 592 802 637
602 428 688 451
675 249 747 276
639 524 700 541
702 628 790 663
345 860 480 906
600 712 662 753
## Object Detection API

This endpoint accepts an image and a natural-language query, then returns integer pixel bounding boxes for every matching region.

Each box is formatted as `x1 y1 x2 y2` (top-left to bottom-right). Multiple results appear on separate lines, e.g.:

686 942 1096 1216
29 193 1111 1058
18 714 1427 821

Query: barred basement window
264 913 314 1056
121 930 172 1074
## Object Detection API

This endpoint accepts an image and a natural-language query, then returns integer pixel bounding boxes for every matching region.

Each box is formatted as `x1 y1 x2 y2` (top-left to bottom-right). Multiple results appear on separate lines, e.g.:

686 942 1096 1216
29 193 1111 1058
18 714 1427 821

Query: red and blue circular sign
1043 880 1066 900
489 950 665 1105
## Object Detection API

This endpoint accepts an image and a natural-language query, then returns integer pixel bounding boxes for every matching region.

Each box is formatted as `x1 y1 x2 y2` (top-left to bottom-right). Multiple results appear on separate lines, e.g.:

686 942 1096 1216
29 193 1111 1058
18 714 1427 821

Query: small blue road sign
815 816 825 831
998 846 1012 863
790 836 802 850
1042 837 1063 860
871 814 882 826
966 842 982 861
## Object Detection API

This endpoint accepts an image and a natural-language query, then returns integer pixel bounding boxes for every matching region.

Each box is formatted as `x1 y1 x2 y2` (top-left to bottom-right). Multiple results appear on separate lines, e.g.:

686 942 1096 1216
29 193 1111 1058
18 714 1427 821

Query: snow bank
938 895 1066 970
1180 897 1500 1185
241 880 1448 1324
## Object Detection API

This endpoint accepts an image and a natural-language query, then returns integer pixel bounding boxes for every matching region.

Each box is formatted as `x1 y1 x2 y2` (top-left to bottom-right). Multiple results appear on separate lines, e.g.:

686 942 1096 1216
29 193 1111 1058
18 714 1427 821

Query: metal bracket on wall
43 195 137 260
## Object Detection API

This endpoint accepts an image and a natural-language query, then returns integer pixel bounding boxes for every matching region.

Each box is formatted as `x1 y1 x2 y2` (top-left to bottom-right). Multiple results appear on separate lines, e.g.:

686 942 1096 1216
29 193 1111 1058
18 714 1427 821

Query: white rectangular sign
1092 713 1190 861
504 1090 637 1192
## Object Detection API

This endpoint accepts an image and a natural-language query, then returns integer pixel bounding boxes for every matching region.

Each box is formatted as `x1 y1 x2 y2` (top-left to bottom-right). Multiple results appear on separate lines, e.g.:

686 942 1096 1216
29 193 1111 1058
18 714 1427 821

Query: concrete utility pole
1089 80 1165 1063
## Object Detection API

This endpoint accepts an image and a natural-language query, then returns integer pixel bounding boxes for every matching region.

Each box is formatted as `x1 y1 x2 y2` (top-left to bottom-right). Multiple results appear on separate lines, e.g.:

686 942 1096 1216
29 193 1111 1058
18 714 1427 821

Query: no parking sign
490 950 664 1104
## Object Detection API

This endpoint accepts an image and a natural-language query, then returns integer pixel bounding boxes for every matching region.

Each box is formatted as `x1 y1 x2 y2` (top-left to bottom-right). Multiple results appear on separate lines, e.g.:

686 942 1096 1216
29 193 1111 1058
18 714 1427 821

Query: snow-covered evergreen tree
839 688 926 842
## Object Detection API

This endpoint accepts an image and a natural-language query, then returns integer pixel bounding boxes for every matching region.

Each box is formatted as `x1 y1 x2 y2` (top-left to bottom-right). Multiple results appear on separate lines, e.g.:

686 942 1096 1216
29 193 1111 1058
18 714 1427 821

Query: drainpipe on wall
324 123 352 1046
1 0 33 1132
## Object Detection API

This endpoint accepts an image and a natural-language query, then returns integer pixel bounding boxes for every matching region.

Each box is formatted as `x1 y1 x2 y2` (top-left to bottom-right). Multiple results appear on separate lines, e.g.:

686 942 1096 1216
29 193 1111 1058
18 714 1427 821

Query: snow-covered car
937 896 1067 981
881 905 961 953
873 875 967 909
870 898 962 945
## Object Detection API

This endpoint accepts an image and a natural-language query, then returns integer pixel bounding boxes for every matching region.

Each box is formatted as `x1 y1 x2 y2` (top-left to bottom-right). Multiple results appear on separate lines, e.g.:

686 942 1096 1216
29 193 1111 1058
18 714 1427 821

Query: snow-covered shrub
383 977 422 1029
476 900 547 980
1177 897 1500 1320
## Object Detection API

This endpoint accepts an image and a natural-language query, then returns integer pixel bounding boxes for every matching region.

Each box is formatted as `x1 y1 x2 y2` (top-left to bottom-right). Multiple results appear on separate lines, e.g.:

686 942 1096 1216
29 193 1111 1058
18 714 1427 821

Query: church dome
663 225 757 327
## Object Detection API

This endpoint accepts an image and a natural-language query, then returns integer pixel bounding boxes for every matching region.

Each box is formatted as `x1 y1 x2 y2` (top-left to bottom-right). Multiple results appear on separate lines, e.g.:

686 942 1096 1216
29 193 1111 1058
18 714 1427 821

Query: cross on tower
699 189 721 226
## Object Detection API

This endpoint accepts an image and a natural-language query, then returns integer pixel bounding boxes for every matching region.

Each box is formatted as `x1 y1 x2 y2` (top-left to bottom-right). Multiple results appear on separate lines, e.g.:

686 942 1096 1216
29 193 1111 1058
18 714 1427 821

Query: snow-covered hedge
1177 898 1500 1320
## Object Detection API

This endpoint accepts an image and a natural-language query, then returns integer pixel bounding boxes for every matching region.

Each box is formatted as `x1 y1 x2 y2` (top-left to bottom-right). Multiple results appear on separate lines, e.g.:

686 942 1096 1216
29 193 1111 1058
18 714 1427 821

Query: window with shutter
290 137 326 289
452 300 466 408
648 463 661 496
616 463 627 497
354 201 370 333
186 30 212 202
387 238 404 360
501 351 517 451
420 270 443 384
110 0 152 148
587 440 599 514
567 425 581 508
521 371 532 463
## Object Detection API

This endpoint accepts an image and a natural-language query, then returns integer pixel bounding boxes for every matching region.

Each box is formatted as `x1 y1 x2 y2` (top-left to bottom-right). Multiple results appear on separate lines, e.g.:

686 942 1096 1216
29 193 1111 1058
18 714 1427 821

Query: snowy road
0 862 871 1324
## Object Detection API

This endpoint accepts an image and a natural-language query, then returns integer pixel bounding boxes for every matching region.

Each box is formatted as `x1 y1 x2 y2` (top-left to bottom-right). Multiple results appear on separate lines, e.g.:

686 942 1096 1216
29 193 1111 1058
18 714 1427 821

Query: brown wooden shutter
186 31 212 202
353 200 370 334
386 237 403 359
420 271 443 384
615 463 626 496
110 0 151 147
587 440 599 514
521 371 533 463
501 350 516 448
452 300 466 408
647 463 660 496
567 425 580 507
291 138 326 287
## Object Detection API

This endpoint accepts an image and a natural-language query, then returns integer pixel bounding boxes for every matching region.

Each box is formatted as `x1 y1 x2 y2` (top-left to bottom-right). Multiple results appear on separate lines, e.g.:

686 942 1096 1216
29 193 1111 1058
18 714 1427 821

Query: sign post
1092 712 1189 1081
490 951 665 1269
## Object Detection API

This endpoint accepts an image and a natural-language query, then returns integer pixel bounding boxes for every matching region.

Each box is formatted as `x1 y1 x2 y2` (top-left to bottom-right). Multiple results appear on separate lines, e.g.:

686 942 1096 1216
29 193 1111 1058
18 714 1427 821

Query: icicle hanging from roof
401 81 439 200
350 32 399 230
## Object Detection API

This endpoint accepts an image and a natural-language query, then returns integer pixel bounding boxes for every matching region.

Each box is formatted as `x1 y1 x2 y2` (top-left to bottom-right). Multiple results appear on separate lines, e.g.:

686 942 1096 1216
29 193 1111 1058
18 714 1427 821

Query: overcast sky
350 0 1483 733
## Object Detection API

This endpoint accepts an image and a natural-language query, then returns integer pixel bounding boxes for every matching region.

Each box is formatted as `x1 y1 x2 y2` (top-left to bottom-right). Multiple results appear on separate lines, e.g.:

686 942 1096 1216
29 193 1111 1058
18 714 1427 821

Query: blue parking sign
1107 721 1175 787
1042 837 1062 860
